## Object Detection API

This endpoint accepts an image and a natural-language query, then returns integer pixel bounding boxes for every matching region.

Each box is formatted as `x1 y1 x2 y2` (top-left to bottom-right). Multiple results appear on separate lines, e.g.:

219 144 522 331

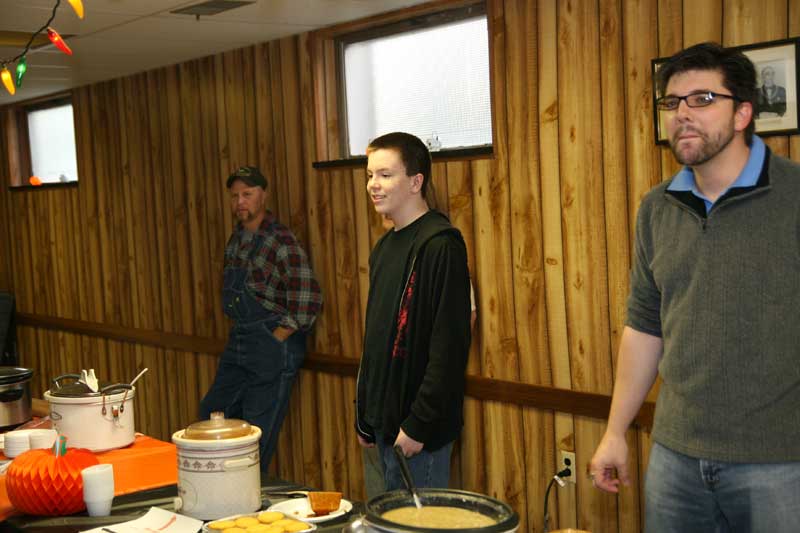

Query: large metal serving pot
0 367 33 428
348 489 519 533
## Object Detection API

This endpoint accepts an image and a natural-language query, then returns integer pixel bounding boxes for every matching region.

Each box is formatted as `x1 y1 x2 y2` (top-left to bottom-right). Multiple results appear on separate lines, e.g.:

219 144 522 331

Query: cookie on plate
248 524 275 532
283 521 311 532
257 511 285 524
235 517 261 528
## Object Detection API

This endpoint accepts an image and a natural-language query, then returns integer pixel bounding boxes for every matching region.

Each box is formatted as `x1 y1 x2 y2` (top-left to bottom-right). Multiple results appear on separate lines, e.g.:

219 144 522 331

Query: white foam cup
81 464 115 516
3 430 31 458
85 499 113 517
29 429 58 450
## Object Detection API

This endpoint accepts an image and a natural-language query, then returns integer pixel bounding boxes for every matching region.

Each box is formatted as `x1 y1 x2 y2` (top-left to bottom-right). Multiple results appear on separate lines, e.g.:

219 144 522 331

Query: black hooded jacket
356 210 471 451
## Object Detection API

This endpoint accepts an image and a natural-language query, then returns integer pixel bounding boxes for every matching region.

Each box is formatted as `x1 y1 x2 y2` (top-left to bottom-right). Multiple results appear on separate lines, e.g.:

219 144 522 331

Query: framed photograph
651 37 800 145
651 58 669 144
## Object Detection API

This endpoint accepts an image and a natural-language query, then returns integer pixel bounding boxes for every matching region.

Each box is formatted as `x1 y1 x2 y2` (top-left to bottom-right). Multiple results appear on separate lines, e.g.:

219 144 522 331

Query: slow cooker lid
49 378 117 397
184 412 252 440
0 367 33 385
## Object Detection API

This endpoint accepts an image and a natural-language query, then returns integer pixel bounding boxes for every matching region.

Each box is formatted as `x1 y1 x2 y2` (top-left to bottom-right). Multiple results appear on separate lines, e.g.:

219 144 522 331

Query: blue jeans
363 446 386 499
645 442 800 532
200 323 305 470
375 431 453 492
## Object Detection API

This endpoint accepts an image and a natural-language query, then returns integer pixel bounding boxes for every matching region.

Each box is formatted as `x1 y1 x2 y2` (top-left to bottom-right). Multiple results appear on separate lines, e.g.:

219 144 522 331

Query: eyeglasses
656 91 739 111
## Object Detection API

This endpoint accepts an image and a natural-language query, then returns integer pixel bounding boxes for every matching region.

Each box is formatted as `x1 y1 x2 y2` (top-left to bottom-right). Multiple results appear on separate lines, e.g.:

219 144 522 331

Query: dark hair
657 42 757 145
367 132 432 198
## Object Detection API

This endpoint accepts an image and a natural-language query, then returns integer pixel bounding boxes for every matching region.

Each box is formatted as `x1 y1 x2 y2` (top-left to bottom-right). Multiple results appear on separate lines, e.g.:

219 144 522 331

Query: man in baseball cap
201 164 322 470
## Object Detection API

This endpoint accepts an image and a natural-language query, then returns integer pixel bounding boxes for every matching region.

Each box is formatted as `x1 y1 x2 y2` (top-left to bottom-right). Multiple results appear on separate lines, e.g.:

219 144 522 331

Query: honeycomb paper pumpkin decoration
6 444 99 515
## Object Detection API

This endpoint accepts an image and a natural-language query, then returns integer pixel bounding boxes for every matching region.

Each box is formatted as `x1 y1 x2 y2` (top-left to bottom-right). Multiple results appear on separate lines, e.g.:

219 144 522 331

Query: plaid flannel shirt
225 212 322 331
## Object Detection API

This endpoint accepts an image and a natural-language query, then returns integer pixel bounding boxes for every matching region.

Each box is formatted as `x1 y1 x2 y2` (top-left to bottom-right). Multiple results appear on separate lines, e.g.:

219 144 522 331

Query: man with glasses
589 42 800 531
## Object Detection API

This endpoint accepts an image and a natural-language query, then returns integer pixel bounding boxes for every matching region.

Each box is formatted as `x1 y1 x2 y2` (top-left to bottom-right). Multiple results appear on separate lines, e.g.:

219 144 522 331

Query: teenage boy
355 132 471 491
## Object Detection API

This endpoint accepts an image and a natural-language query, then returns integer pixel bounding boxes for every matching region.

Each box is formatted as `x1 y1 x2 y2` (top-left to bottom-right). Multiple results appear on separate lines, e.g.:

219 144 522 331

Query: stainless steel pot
0 367 33 428
346 489 519 533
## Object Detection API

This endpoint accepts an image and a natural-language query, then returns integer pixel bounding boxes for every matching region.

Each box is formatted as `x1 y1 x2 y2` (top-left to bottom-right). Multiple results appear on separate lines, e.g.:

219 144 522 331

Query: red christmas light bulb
47 27 73 56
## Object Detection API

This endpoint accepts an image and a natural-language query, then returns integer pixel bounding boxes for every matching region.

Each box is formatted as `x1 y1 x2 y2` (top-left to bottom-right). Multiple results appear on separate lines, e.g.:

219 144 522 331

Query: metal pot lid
49 381 118 397
0 367 33 385
183 412 252 440
48 373 119 397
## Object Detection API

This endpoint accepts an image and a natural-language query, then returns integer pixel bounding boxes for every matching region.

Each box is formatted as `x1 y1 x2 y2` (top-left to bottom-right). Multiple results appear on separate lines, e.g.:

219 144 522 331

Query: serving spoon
393 445 423 509
129 368 149 387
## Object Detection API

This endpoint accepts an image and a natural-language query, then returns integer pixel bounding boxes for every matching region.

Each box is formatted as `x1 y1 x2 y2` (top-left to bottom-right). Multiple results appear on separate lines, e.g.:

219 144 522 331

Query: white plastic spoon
129 368 149 388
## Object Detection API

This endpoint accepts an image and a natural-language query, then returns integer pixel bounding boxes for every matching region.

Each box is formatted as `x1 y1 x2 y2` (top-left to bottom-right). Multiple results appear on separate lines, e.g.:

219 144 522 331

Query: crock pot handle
222 457 254 471
51 374 82 390
100 384 134 417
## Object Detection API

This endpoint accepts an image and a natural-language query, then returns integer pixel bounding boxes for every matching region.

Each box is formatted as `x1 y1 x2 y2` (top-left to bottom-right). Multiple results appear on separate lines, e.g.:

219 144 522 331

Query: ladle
393 445 423 509
129 368 149 387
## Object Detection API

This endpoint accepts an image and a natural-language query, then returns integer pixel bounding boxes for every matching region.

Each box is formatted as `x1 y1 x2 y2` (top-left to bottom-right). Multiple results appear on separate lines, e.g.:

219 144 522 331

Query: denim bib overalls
199 232 306 469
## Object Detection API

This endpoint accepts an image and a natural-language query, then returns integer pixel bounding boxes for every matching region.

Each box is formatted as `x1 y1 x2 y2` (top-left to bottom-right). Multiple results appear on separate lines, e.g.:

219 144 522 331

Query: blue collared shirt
667 135 766 212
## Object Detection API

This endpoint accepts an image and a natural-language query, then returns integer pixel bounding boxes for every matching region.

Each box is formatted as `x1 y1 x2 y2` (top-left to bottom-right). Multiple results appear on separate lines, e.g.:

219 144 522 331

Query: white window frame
335 3 492 159
24 96 79 185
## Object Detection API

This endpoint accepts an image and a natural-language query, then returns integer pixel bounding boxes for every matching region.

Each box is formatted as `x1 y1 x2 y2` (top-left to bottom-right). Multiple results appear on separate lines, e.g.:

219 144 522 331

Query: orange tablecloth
0 434 177 521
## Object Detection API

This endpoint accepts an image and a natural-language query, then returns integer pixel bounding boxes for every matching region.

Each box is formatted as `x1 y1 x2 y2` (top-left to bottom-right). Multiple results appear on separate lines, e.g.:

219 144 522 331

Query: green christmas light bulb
15 56 27 87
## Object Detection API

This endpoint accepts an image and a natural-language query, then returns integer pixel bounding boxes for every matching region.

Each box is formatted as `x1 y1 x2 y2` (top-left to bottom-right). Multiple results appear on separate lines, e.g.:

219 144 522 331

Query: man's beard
236 208 258 223
669 121 735 167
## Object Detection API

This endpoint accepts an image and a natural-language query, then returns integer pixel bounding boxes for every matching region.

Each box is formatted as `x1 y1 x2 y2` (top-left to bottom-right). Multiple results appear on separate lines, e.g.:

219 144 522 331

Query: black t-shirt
361 212 430 429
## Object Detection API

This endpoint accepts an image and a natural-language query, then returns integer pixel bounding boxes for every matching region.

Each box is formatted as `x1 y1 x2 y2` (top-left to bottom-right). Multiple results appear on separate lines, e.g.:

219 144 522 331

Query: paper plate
267 497 353 523
202 511 316 533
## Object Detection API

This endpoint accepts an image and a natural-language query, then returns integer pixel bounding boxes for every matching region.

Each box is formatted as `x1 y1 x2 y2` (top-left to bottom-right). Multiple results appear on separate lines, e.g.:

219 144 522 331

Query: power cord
542 466 572 533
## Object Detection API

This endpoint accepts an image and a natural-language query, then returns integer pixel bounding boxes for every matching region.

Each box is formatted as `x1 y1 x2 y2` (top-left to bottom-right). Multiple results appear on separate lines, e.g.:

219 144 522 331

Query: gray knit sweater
628 150 800 462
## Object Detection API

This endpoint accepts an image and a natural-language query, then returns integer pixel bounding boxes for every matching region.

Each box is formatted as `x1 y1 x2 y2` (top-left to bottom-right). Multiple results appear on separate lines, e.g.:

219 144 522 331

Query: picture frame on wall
651 37 800 145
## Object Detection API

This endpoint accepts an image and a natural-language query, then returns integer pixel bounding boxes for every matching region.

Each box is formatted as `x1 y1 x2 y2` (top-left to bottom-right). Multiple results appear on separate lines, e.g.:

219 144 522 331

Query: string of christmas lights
0 0 84 96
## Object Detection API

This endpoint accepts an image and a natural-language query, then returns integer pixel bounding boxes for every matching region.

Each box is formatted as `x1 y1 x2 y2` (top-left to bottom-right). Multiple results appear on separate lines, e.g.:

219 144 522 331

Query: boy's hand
394 429 423 457
357 435 375 448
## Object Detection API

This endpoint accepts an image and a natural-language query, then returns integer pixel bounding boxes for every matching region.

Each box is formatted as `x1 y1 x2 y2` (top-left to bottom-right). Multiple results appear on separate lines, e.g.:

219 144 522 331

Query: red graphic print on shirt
391 270 417 359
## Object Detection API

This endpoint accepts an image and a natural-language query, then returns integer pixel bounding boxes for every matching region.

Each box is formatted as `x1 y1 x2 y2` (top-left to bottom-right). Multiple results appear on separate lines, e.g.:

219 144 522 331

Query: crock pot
43 373 136 451
347 489 519 533
0 367 33 429
172 413 262 520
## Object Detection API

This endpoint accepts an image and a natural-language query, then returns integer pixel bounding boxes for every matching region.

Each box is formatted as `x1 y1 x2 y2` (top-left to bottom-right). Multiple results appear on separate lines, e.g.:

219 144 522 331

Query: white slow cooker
44 373 136 451
172 413 262 520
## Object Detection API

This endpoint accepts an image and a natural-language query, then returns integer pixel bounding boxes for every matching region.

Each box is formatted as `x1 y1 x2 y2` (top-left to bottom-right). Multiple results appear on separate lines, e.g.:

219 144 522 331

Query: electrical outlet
559 450 577 483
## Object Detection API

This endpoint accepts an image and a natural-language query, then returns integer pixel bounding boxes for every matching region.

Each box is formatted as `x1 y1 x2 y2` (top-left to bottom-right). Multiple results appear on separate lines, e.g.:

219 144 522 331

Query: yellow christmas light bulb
1 67 15 95
67 0 84 19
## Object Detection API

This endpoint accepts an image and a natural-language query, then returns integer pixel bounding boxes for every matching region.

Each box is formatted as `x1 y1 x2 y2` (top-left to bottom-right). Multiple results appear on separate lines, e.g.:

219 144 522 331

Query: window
338 4 492 157
26 98 79 184
4 94 79 188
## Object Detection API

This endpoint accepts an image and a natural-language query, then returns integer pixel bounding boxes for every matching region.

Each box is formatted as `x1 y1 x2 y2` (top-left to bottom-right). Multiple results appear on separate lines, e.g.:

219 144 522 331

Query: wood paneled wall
2 1 800 531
